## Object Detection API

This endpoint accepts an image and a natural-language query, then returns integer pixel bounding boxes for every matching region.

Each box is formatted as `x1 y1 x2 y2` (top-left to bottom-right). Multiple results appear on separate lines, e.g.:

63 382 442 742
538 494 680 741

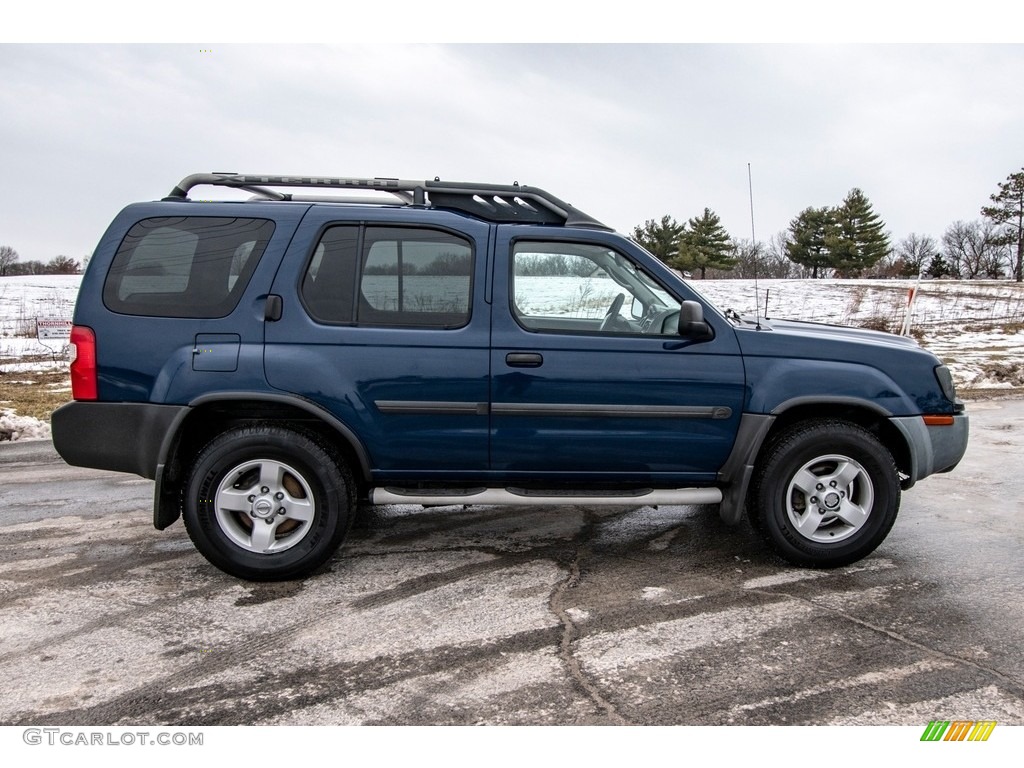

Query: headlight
934 365 957 404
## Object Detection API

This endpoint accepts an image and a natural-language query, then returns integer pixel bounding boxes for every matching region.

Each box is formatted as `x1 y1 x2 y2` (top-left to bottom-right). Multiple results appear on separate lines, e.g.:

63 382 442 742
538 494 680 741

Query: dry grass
0 360 71 421
979 362 1024 387
856 315 895 333
958 386 1024 401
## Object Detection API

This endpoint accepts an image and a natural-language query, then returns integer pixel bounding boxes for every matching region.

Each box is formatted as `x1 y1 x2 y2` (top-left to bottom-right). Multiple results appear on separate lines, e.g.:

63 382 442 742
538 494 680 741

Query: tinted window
301 226 360 323
302 226 472 328
104 217 274 318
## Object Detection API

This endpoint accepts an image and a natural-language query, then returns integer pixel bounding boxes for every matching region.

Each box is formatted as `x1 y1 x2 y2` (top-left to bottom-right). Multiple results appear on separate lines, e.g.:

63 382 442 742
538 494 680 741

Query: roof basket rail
166 173 610 230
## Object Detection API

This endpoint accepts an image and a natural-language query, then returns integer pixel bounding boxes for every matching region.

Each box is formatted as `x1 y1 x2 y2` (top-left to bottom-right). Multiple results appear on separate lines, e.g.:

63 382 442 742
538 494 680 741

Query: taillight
69 325 97 400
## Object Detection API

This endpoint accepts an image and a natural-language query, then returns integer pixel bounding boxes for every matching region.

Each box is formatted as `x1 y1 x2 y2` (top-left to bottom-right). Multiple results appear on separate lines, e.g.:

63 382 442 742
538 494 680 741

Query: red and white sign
36 318 73 341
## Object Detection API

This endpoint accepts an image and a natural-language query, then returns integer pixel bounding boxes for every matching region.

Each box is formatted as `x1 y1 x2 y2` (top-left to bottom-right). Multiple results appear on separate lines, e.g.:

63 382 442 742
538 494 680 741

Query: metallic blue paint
734 319 958 416
74 201 310 404
67 199 965 492
489 227 746 480
263 208 492 473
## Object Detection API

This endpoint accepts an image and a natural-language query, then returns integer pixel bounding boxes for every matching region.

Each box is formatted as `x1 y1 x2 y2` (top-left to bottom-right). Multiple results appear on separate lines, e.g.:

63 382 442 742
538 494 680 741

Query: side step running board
370 487 723 507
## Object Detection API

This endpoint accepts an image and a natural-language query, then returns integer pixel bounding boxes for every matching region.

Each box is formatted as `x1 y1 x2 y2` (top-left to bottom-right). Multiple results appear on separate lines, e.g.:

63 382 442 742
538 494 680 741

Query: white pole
901 272 924 336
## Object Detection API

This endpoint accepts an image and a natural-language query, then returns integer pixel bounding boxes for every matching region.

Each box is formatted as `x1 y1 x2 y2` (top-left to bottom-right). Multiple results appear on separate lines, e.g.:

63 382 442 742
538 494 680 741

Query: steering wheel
599 293 626 332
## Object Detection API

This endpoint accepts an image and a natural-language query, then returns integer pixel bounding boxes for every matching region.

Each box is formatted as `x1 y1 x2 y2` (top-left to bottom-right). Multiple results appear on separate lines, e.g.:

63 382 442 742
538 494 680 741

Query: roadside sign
36 318 73 342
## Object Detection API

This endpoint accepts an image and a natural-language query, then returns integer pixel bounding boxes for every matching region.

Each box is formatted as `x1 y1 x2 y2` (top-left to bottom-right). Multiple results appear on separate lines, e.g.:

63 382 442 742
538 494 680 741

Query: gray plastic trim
372 487 723 507
375 401 488 416
491 403 733 419
716 413 776 526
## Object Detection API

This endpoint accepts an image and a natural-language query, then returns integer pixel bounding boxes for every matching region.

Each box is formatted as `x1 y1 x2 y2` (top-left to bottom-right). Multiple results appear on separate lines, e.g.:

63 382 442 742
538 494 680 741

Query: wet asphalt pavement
0 399 1022 726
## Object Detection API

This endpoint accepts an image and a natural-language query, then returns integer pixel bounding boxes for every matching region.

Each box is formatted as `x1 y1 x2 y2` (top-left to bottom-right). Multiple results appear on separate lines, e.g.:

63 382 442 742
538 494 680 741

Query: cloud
1 44 1022 261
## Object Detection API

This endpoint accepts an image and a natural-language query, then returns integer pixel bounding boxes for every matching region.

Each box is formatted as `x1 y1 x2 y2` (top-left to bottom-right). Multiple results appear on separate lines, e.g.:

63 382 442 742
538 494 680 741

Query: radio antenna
748 163 762 330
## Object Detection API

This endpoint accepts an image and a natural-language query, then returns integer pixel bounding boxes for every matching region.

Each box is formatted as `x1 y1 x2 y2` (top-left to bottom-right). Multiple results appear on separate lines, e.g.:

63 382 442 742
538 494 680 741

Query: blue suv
52 173 969 580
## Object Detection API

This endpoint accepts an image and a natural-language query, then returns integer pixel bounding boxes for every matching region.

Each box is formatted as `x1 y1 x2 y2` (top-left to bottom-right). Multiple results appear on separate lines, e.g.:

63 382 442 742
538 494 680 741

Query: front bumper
890 413 970 488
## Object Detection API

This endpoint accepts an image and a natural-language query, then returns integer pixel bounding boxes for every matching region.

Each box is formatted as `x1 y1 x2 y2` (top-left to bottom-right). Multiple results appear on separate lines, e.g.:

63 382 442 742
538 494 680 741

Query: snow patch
0 408 51 441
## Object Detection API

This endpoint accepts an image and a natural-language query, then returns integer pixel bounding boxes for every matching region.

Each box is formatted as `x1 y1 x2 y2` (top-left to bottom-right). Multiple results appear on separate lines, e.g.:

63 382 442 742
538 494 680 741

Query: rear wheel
183 425 353 580
752 420 900 568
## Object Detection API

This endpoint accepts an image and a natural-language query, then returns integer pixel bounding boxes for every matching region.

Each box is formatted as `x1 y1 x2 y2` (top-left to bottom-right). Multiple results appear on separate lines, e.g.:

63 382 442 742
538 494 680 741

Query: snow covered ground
0 275 79 358
693 278 1024 392
0 276 80 440
1 275 1022 441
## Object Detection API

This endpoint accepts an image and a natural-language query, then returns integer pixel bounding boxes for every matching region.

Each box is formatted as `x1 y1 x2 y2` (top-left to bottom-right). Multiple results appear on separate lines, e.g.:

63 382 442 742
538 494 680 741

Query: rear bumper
51 401 187 479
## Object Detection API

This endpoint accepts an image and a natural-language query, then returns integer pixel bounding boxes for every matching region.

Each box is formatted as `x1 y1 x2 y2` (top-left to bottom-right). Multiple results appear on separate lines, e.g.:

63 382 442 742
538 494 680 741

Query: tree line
4 168 1021 283
631 167 1024 282
364 251 471 276
0 246 81 276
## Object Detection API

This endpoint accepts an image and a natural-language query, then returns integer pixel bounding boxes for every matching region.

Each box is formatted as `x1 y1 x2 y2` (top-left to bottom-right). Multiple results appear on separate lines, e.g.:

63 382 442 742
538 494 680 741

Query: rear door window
301 225 472 328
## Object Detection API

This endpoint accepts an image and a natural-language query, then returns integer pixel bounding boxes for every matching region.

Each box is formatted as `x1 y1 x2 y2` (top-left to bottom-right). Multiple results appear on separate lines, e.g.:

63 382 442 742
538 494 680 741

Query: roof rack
166 173 610 230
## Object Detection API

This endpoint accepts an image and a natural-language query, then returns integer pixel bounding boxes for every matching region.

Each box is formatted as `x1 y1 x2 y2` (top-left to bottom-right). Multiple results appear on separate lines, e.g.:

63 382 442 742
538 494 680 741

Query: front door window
511 242 681 336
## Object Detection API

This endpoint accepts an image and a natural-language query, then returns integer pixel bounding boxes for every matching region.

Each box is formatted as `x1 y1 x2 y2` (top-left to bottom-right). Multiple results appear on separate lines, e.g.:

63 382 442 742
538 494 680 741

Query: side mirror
679 300 713 340
631 296 644 319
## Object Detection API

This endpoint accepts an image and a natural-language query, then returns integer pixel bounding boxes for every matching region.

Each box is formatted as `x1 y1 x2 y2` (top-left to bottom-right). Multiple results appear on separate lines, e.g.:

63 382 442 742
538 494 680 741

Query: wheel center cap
253 498 275 519
823 492 841 509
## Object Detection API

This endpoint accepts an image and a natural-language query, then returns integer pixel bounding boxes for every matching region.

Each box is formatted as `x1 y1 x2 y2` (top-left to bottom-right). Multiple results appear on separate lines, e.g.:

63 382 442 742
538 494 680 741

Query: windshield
635 267 673 306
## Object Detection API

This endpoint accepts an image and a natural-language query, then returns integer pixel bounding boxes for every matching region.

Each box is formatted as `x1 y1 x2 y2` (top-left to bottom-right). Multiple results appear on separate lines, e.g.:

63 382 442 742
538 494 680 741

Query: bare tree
718 239 761 279
47 255 80 274
895 233 937 278
759 233 797 278
704 236 796 280
942 220 1008 279
0 245 18 276
863 249 903 278
10 260 46 276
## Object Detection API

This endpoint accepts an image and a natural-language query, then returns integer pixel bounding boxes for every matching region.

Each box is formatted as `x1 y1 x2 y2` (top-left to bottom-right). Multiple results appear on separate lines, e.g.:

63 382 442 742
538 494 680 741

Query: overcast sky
2 42 1022 263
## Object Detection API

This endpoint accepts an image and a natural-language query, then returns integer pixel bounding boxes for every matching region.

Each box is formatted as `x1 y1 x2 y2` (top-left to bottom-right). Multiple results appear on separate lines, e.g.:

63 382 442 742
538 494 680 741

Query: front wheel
183 425 353 580
751 420 900 568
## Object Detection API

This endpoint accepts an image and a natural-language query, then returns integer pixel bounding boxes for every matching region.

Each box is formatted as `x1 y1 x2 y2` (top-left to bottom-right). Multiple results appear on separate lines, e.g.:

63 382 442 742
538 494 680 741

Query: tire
183 424 353 581
751 420 900 568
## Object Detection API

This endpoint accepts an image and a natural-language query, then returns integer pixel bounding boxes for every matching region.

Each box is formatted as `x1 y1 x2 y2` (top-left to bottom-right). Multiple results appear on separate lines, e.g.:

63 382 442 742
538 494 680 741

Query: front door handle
506 352 543 368
264 294 283 322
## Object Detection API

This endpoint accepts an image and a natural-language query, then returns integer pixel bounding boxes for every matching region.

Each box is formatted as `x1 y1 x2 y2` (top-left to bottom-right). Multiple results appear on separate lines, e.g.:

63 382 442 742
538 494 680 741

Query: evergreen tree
826 188 890 276
785 206 833 278
631 215 685 264
673 208 734 279
981 168 1024 282
926 251 952 279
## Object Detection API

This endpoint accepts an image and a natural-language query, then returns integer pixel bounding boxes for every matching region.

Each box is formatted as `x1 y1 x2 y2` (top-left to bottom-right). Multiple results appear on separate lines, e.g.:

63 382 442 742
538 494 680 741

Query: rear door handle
505 352 543 368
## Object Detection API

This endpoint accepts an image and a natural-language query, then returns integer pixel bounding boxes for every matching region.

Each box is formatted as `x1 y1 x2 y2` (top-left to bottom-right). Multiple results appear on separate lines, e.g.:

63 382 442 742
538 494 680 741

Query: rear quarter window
103 216 275 318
